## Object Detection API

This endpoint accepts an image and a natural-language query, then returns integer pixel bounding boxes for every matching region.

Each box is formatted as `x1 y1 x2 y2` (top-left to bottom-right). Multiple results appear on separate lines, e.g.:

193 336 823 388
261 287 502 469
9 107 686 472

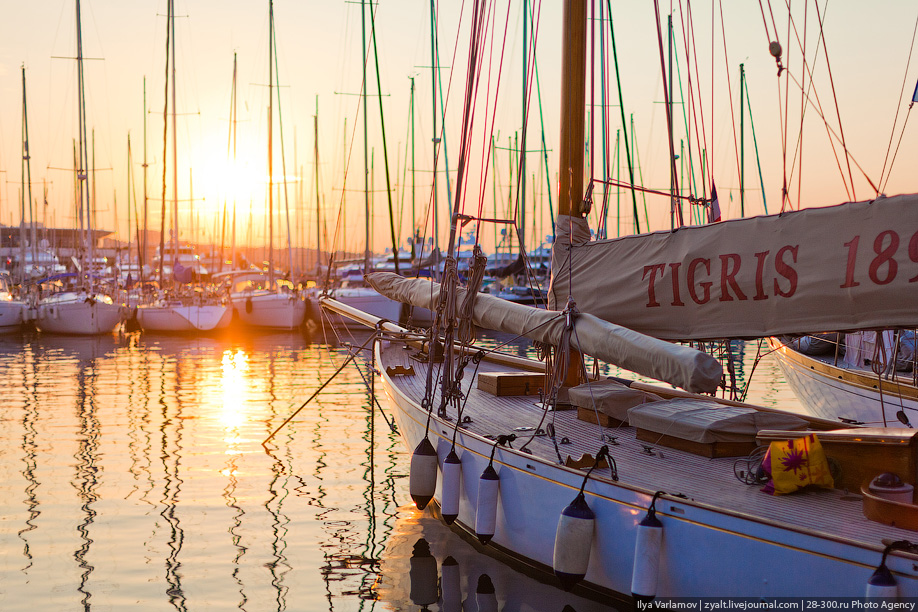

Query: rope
718 0 742 215
879 12 918 193
457 246 488 344
262 333 377 446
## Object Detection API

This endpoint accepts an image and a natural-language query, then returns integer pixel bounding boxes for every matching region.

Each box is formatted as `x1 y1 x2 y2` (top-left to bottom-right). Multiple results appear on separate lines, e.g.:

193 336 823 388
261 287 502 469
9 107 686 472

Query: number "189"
841 230 918 287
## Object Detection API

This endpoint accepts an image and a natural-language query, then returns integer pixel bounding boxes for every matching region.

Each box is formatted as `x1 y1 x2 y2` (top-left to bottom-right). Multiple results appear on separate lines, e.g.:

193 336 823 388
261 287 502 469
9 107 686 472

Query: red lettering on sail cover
754 251 770 300
643 264 666 307
669 262 685 306
869 230 899 285
719 254 748 302
910 230 918 282
841 236 861 288
774 245 798 297
688 258 712 304
641 246 800 309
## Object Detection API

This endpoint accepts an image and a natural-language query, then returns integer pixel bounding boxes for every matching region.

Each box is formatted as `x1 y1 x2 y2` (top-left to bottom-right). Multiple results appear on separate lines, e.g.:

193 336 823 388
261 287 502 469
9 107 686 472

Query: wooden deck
380 341 918 554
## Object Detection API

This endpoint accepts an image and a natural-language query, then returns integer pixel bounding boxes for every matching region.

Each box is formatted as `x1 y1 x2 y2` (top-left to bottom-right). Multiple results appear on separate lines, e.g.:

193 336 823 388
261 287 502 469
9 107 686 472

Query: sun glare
219 348 250 435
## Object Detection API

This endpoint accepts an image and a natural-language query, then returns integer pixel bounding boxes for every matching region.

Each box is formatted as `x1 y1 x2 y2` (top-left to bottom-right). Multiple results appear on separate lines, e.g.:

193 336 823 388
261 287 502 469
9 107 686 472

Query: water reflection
73 337 103 610
0 329 800 611
378 512 621 612
18 342 39 573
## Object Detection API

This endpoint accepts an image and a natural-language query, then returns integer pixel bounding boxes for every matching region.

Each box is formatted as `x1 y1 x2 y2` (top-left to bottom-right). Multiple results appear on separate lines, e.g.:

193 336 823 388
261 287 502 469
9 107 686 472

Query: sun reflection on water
220 348 250 440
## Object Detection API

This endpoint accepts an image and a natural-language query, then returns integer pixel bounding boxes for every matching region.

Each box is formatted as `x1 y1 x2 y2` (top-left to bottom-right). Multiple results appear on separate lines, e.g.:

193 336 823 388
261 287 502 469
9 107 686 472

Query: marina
0 327 797 610
1 0 918 606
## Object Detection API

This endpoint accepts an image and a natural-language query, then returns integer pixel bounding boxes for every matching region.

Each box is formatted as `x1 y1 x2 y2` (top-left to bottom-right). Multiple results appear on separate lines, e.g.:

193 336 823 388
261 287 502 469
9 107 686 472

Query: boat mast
158 1 171 287
141 78 147 284
428 0 439 270
520 0 527 256
314 96 321 276
170 0 178 280
557 0 588 385
361 0 370 275
75 0 93 293
229 54 238 272
268 0 275 285
409 76 416 262
558 0 587 220
21 66 33 287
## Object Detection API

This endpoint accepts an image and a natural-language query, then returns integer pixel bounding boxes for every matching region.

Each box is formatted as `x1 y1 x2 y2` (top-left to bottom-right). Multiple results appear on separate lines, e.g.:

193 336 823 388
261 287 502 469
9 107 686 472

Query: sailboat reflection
379 512 621 612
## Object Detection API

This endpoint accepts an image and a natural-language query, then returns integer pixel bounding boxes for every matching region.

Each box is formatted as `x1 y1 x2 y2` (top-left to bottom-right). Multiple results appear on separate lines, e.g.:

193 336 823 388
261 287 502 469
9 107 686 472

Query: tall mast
521 0 528 255
21 66 33 287
429 0 439 264
268 0 275 285
740 63 746 217
229 53 238 271
314 96 321 275
158 0 171 287
76 0 93 292
170 0 178 276
558 0 587 219
361 0 370 274
141 78 148 283
409 76 416 260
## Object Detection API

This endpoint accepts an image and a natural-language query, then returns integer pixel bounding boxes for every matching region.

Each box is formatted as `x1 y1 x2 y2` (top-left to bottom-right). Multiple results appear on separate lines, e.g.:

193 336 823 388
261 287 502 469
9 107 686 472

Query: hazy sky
0 0 916 254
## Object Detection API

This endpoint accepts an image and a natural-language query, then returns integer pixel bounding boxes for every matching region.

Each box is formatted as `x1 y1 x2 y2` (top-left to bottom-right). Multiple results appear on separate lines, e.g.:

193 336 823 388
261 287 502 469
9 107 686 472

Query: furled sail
550 193 918 341
365 271 722 393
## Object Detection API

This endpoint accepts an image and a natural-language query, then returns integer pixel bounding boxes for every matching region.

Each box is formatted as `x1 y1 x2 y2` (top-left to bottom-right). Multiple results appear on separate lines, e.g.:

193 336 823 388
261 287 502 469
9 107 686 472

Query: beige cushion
627 398 808 443
568 379 661 423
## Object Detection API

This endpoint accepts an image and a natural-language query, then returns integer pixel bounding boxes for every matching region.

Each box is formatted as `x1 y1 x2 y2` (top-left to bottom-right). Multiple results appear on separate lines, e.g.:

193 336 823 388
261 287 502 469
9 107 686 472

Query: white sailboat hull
231 290 306 330
0 300 25 333
35 293 123 335
769 337 918 428
136 302 232 333
376 340 918 598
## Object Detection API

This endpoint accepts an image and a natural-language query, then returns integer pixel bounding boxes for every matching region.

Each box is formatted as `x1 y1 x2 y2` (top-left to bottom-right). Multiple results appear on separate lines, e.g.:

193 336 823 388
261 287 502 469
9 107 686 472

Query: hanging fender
409 437 438 510
553 491 594 591
632 490 666 602
475 464 499 545
865 540 916 598
553 445 610 591
440 449 461 525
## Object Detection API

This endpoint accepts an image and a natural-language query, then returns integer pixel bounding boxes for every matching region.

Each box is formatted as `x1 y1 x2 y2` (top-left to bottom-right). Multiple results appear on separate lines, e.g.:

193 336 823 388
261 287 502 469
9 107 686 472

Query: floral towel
761 434 834 495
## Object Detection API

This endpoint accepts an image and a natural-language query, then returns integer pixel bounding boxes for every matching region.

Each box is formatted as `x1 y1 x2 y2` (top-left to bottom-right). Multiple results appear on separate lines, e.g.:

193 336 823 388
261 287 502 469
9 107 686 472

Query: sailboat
35 0 123 336
768 332 918 429
316 0 403 330
320 0 918 599
225 0 306 332
135 0 231 334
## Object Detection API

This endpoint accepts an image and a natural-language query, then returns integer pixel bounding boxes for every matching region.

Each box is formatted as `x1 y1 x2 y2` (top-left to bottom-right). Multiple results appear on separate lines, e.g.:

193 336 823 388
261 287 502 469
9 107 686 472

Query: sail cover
365 272 722 394
550 193 918 341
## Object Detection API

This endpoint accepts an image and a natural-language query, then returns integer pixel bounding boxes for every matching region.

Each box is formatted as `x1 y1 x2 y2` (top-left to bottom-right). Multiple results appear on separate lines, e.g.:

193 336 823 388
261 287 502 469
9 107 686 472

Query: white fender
553 491 594 591
409 437 438 510
632 507 663 601
438 555 461 612
866 562 898 598
409 538 438 608
475 465 499 544
440 449 461 524
475 574 497 612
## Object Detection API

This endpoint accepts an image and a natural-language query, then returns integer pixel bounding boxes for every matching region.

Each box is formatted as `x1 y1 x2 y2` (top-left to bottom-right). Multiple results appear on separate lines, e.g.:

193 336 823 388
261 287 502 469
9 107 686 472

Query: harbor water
0 327 802 611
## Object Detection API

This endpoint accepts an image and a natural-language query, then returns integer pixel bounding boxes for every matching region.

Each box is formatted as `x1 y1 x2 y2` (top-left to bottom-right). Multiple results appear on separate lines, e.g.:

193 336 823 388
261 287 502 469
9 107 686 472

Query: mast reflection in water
0 329 797 610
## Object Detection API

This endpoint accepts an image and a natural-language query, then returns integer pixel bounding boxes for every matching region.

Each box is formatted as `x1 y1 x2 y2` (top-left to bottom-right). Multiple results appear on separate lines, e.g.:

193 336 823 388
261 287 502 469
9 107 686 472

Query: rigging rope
879 12 918 194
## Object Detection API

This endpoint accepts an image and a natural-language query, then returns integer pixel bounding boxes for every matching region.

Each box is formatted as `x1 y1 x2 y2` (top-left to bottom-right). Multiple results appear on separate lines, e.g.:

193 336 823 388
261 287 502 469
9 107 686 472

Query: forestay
550 193 918 341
